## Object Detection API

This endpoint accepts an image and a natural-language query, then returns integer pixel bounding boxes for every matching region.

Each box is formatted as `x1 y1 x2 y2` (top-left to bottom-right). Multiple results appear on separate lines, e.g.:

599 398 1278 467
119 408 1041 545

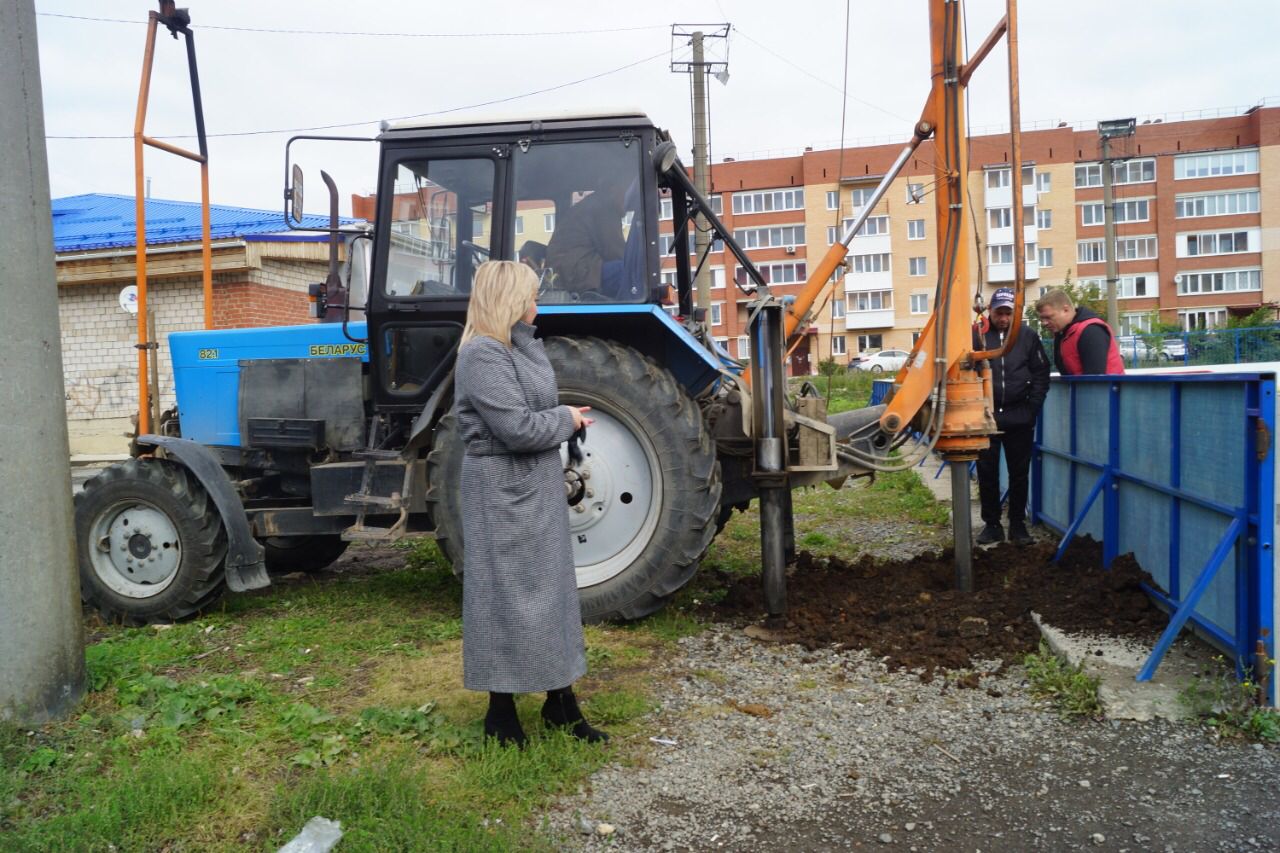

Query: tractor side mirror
290 164 305 224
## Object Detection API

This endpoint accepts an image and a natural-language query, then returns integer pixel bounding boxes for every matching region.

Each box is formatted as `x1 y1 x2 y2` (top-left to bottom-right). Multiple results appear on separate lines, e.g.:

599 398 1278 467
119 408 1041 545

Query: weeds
1180 655 1280 743
1023 642 1103 719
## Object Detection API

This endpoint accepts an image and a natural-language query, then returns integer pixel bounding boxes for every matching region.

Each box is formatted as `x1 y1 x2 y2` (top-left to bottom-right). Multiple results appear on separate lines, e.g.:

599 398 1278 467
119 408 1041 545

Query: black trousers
977 422 1035 526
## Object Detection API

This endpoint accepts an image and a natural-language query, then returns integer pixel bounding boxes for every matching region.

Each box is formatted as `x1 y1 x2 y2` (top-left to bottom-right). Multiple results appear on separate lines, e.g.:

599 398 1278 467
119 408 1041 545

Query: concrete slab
1031 611 1214 722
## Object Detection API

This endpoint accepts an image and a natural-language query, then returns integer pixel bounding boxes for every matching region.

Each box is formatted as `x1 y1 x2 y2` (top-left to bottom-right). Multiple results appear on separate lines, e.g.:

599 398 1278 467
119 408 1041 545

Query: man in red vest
1035 289 1125 375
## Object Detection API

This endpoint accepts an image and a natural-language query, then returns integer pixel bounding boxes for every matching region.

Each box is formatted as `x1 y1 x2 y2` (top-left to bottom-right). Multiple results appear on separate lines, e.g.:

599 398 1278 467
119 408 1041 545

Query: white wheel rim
561 393 662 588
87 499 182 599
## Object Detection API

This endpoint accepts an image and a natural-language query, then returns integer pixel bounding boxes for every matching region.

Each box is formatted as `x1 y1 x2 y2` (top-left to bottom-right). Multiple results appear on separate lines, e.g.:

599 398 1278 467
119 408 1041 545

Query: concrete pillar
0 0 86 723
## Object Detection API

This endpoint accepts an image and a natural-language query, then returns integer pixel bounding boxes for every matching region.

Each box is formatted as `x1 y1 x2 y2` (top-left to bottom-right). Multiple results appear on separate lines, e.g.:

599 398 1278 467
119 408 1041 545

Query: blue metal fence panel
1032 373 1275 703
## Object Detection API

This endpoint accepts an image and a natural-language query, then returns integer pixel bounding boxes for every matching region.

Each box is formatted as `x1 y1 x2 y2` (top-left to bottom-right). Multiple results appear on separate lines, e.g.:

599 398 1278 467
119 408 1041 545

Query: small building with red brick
52 193 351 454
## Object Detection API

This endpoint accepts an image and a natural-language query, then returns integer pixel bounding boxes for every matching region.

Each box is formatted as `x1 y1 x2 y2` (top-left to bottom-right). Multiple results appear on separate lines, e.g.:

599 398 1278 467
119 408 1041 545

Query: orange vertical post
132 12 159 436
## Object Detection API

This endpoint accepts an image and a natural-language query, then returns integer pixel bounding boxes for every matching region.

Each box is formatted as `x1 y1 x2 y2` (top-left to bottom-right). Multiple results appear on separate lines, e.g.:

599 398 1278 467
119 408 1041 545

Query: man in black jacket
974 288 1051 544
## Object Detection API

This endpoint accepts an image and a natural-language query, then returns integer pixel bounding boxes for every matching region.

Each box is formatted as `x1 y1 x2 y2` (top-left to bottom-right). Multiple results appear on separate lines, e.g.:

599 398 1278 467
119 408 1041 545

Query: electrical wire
36 12 667 38
45 49 673 140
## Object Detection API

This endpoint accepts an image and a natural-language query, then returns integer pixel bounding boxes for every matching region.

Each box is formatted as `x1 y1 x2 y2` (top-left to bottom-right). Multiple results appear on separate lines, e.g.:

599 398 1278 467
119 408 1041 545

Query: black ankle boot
542 687 609 743
484 692 527 748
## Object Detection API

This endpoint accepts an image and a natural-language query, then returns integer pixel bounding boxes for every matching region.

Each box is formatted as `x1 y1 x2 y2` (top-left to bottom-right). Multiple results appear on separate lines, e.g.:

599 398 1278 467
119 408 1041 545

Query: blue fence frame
1031 373 1275 700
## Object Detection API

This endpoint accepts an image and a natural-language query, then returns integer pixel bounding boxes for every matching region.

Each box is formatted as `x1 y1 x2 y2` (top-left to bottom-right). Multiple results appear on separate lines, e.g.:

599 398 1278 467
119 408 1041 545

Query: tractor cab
365 112 667 409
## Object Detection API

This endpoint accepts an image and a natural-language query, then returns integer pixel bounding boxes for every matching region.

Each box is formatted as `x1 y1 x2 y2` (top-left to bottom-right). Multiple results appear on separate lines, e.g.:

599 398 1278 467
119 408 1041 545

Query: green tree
1023 269 1106 336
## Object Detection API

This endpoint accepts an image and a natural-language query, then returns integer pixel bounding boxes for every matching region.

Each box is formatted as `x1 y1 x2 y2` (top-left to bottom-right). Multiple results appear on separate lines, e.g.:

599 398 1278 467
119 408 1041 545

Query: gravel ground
545 629 1280 851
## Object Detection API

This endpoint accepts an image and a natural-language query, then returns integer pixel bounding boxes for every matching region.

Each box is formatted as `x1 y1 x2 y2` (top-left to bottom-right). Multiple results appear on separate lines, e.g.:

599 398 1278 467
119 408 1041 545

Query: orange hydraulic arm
133 1 212 436
777 0 1026 460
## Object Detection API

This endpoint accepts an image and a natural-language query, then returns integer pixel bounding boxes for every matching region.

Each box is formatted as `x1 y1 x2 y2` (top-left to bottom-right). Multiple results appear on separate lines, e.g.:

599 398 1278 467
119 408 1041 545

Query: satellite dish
119 285 138 314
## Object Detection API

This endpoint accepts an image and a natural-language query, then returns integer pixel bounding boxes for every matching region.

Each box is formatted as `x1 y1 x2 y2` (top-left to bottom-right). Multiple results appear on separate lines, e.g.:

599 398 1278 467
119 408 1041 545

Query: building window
1117 273 1153 298
852 290 893 311
1184 229 1255 257
1175 149 1259 180
1115 236 1158 260
1075 163 1102 188
1036 209 1052 230
910 293 929 314
858 334 883 351
1120 312 1154 336
1035 171 1051 193
906 183 924 204
1177 268 1261 295
736 335 750 359
986 168 1010 189
908 257 927 277
732 188 805 215
660 233 724 255
988 244 1015 265
514 216 524 236
735 224 805 249
1111 159 1156 184
831 298 845 319
851 187 876 208
826 225 837 246
1175 189 1260 219
710 303 723 326
988 208 1012 230
1077 239 1106 264
1180 308 1228 330
907 219 926 240
825 190 839 211
658 194 721 221
912 331 922 344
852 215 890 238
473 219 485 237
831 335 847 356
661 270 677 289
544 213 556 232
851 253 891 274
1080 199 1149 226
1038 247 1054 268
736 261 807 287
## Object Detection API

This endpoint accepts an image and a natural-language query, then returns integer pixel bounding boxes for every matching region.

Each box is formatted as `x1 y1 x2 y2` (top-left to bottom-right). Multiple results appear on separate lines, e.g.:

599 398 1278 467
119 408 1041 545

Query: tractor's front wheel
428 336 721 621
74 458 228 624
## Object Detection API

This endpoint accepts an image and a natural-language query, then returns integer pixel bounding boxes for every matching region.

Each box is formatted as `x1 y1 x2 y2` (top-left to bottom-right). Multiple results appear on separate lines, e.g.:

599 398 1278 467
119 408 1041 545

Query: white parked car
850 349 910 373
1114 336 1153 362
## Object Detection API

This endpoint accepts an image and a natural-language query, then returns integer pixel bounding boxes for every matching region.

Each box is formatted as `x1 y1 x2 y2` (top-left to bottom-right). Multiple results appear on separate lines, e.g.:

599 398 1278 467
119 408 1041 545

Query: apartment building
660 104 1279 372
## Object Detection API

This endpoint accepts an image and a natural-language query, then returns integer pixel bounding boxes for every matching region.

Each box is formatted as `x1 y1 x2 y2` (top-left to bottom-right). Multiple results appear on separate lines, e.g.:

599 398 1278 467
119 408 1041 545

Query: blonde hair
460 260 538 347
1034 288 1073 312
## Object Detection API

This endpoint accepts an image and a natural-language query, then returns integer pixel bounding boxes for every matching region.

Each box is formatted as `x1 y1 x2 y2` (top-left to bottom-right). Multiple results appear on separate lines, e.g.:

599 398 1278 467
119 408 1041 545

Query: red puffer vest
1059 316 1125 375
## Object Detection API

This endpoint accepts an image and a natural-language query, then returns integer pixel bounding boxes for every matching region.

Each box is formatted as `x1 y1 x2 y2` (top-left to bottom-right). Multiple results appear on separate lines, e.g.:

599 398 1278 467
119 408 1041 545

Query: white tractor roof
383 108 652 133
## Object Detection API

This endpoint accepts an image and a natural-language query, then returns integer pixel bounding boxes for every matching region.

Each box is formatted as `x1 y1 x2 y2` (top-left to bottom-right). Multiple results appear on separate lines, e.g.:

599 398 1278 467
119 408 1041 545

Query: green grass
0 541 669 851
790 371 878 415
1179 655 1280 743
1023 642 1103 719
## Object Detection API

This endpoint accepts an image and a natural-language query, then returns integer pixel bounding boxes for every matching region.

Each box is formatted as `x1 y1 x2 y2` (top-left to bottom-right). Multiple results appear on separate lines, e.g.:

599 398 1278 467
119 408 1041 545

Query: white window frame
736 261 808 287
1120 312 1154 336
850 187 876 208
1175 189 1261 219
710 302 723 326
857 334 883 351
825 190 839 211
906 183 924 204
1182 229 1256 258
852 290 893 312
735 224 806 250
1180 308 1228 331
1036 208 1052 230
1174 149 1259 180
851 253 891 274
988 208 1012 230
732 188 805 215
1077 239 1106 264
988 244 1014 265
1111 158 1156 185
908 257 927 277
1176 267 1261 295
544 213 556 232
1075 163 1102 188
1037 247 1054 268
736 335 750 359
907 219 926 240
831 335 848 356
851 215 890 238
909 293 929 314
514 215 524 236
831 297 845 319
1035 171 1052 193
1115 235 1158 261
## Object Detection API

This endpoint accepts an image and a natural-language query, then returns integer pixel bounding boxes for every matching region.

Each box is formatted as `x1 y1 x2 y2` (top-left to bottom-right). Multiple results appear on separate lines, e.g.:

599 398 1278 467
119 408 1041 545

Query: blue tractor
74 111 886 625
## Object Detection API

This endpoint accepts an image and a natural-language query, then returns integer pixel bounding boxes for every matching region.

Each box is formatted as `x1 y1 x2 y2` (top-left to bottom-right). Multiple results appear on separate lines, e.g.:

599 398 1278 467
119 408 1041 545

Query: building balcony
848 232 891 255
843 270 893 292
984 184 1037 210
988 261 1039 283
845 310 895 330
986 224 1038 247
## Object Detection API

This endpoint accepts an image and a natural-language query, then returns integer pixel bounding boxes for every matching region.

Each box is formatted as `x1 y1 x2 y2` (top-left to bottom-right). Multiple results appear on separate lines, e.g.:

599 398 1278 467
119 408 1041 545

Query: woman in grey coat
453 260 609 747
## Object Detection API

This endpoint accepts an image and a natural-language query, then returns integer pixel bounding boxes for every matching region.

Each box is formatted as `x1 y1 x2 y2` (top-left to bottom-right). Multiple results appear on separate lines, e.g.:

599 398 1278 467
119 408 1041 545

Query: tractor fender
136 435 270 593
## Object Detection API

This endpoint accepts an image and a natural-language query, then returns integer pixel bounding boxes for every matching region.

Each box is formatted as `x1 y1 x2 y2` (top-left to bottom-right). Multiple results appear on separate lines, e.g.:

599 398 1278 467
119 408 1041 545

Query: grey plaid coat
453 323 586 693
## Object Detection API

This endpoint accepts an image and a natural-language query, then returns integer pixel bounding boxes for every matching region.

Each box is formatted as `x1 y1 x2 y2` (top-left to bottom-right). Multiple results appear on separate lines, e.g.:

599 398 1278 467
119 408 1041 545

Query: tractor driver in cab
545 174 644 300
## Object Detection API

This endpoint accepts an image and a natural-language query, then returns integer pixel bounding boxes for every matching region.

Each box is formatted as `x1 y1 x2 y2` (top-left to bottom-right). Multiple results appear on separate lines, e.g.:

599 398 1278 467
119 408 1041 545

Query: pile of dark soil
704 538 1168 680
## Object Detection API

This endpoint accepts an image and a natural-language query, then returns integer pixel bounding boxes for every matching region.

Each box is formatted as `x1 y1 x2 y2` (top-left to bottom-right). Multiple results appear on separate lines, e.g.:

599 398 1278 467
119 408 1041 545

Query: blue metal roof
51 193 355 253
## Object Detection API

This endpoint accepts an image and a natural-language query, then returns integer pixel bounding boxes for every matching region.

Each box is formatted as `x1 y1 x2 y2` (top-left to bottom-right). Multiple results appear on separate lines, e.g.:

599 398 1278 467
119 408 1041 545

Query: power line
732 26 914 126
45 49 674 141
36 11 667 38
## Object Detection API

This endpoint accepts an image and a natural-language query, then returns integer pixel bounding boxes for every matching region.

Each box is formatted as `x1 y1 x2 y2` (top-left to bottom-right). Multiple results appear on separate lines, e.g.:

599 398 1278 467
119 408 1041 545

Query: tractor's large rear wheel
427 336 721 621
74 458 228 624
262 536 349 574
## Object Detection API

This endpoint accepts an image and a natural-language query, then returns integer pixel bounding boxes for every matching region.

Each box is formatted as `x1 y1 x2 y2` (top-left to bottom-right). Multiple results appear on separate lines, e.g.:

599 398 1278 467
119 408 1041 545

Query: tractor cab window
382 157 494 298
513 139 648 303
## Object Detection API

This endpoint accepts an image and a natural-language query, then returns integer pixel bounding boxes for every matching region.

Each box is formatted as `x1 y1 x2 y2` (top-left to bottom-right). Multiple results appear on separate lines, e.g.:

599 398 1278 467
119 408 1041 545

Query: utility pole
1098 118 1136 331
690 31 711 322
0 0 86 723
671 24 729 331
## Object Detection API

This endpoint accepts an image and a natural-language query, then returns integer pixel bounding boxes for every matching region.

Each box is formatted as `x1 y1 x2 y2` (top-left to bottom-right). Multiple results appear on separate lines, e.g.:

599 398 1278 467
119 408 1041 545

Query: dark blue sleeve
1078 324 1112 375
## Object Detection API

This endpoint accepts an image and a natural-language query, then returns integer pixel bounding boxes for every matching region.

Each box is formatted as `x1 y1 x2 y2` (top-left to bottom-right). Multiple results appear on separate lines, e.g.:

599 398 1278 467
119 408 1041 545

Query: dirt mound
704 538 1167 680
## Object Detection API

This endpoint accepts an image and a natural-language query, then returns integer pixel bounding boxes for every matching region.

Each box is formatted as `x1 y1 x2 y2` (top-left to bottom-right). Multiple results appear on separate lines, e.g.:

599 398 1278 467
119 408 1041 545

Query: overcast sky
34 1 1280 217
